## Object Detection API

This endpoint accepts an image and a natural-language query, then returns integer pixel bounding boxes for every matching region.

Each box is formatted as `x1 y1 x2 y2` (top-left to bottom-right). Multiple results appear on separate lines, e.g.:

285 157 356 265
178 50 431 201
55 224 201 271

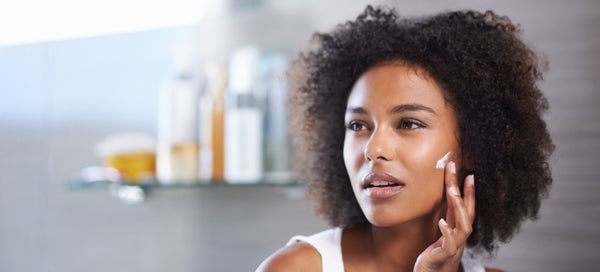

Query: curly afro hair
288 5 555 255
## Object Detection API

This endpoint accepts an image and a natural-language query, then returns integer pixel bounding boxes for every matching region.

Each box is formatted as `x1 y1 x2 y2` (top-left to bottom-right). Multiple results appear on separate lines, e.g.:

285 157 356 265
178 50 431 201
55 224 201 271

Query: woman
258 5 554 272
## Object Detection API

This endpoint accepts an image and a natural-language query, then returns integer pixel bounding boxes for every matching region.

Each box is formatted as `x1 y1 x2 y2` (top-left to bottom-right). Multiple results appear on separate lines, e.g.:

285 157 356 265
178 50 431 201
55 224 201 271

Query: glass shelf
69 168 301 204
69 166 300 191
69 178 300 190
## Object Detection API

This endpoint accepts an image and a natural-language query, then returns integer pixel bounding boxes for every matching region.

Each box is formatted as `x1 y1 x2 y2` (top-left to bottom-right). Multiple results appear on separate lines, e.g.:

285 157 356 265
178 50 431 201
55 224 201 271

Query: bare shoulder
485 267 505 272
256 242 321 272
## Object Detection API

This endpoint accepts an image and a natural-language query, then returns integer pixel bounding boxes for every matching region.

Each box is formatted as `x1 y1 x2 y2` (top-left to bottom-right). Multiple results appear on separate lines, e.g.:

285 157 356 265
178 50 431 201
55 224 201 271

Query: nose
364 126 394 162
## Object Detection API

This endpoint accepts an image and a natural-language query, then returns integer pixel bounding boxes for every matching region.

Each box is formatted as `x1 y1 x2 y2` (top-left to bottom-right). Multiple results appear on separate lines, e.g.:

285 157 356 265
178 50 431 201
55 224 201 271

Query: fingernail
470 175 475 186
439 218 448 226
449 161 456 174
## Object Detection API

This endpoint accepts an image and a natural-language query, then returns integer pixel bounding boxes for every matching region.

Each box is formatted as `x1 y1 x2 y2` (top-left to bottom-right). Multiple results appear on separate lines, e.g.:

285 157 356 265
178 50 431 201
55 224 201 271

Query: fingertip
439 218 448 227
465 175 476 197
448 161 456 174
464 175 476 217
444 162 458 188
438 218 452 235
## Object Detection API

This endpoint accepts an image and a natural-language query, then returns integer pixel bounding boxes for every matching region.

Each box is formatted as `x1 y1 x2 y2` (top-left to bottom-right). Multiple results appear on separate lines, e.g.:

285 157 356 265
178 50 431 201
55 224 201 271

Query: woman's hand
414 161 476 272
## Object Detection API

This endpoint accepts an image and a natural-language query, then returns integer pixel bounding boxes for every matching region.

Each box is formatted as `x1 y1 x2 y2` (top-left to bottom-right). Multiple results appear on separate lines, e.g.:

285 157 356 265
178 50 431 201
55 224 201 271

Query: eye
398 119 426 130
346 120 369 132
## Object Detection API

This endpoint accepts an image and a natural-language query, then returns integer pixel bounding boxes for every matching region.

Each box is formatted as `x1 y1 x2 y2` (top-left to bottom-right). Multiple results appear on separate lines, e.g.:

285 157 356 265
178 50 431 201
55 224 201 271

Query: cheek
343 137 359 173
405 141 448 194
343 136 368 190
407 141 441 173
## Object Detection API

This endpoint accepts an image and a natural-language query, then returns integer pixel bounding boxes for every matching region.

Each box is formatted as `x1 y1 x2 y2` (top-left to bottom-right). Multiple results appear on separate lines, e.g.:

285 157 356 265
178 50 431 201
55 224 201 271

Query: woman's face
343 63 461 227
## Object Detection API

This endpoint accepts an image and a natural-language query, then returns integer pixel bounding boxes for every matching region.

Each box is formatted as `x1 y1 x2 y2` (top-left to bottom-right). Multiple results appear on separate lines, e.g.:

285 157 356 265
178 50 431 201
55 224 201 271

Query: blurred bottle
259 54 293 183
198 63 227 182
156 66 201 184
224 46 263 183
95 133 156 183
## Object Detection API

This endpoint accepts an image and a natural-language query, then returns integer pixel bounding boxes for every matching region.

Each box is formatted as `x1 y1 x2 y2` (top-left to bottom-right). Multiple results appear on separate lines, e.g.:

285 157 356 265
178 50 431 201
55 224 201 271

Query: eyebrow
390 104 436 115
345 103 437 115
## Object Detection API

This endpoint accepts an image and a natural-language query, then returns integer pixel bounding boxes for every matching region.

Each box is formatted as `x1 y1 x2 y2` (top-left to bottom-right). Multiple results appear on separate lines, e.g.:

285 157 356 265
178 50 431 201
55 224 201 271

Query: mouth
361 172 405 198
364 180 403 188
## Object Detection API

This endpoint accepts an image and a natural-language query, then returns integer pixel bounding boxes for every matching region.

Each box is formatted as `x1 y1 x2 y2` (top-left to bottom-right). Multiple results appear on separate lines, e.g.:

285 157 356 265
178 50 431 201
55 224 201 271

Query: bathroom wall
0 0 599 271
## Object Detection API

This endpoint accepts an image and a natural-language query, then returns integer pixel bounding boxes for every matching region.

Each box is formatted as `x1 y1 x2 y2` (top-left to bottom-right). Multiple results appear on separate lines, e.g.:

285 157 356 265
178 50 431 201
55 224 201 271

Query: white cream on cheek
435 151 451 169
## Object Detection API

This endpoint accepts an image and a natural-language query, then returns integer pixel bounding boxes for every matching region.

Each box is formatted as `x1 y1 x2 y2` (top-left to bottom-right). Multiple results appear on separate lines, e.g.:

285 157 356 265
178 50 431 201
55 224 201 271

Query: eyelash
346 121 369 132
398 119 426 130
345 119 426 132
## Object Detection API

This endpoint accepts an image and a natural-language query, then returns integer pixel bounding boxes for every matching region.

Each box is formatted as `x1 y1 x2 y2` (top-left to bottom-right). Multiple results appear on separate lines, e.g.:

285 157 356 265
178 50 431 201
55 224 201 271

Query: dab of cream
435 152 451 169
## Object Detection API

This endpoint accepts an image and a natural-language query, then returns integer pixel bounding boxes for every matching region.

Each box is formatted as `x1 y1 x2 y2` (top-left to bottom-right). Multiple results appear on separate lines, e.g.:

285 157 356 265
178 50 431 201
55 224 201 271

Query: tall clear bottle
156 69 200 184
260 54 292 183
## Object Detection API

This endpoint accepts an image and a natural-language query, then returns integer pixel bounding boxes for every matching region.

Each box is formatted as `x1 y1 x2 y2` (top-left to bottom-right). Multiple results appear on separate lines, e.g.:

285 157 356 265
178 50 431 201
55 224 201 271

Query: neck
372 220 439 270
350 210 444 272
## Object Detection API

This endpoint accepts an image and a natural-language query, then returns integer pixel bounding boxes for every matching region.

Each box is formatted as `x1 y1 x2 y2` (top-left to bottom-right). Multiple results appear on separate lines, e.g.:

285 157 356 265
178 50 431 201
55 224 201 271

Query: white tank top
287 228 486 272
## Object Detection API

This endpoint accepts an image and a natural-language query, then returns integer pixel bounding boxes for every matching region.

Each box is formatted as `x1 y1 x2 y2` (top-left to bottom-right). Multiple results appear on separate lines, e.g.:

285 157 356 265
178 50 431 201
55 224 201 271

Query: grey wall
0 0 598 271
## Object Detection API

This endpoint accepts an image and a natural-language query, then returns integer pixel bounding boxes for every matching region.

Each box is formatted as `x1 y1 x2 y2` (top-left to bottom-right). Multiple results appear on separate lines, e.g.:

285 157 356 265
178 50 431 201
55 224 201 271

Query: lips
361 172 405 198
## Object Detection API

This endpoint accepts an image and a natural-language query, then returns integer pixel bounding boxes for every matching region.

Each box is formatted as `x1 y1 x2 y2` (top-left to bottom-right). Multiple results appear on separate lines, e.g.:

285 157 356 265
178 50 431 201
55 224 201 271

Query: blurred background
0 0 598 271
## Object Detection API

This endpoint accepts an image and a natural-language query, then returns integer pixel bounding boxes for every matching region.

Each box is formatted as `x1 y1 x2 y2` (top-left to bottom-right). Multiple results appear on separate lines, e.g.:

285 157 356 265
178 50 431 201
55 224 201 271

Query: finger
463 174 476 220
448 175 475 243
445 161 460 227
445 162 472 240
438 218 457 256
451 189 472 240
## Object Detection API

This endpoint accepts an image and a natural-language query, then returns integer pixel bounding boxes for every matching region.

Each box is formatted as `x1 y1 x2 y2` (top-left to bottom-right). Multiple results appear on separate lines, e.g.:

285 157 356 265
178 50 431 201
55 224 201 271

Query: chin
362 208 408 227
362 204 443 228
367 219 398 228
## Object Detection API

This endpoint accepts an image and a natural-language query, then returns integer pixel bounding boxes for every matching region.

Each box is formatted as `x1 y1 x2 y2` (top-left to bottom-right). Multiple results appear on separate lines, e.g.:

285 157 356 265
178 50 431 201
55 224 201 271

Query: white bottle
224 46 263 183
198 73 214 183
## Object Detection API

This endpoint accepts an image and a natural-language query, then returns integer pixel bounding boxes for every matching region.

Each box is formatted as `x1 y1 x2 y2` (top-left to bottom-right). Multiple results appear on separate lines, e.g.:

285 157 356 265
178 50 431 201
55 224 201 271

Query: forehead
347 64 448 110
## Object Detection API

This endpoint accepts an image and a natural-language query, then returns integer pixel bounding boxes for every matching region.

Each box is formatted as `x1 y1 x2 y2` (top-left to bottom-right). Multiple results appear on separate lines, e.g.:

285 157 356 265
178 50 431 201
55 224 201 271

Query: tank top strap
286 227 344 272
